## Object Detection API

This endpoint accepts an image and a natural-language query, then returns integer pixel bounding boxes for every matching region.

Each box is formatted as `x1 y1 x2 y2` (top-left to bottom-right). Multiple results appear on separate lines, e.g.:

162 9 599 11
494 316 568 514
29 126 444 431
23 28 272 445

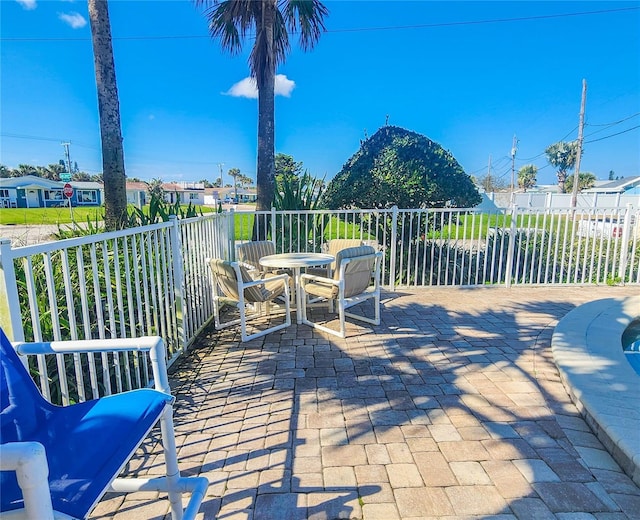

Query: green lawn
0 205 218 226
0 207 104 225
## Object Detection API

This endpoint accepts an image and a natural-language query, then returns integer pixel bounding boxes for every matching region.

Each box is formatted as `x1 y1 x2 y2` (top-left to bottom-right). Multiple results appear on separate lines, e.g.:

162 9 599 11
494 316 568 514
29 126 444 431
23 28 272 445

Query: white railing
230 204 640 288
0 213 233 405
1 205 638 404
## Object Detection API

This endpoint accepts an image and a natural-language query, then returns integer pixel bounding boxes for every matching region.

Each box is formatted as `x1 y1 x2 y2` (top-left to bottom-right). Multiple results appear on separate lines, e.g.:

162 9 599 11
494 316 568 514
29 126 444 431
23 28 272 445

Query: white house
162 183 205 205
126 181 148 208
0 175 103 208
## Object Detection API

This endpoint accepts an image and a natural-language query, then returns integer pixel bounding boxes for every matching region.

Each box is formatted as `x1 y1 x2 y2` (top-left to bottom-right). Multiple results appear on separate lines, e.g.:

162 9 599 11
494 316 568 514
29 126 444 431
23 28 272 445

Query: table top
259 252 334 269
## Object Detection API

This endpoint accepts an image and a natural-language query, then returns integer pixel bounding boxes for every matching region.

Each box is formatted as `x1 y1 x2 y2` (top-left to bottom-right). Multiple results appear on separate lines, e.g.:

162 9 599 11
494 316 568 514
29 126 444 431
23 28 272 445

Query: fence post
271 206 277 248
618 203 633 283
505 205 518 288
389 206 398 291
228 208 236 261
0 239 25 342
169 217 187 351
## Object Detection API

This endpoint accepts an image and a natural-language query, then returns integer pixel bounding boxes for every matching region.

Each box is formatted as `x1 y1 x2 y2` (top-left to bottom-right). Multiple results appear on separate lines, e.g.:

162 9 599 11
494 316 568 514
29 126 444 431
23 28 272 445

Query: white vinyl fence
1 205 638 404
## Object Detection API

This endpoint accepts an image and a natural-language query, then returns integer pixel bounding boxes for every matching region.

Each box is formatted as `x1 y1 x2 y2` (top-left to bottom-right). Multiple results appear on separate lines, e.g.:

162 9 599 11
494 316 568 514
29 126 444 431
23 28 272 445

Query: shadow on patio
90 285 640 520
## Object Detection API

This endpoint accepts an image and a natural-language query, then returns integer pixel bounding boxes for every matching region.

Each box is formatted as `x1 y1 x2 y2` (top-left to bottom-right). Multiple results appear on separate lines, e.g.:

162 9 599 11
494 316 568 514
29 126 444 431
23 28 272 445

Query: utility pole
217 163 224 188
61 142 72 177
487 155 492 192
60 141 74 223
571 79 587 208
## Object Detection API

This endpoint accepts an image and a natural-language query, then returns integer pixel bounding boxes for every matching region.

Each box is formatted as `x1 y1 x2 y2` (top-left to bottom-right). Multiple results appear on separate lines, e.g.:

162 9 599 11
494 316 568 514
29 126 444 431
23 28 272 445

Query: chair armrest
300 273 339 285
0 442 55 520
13 336 170 395
242 272 289 289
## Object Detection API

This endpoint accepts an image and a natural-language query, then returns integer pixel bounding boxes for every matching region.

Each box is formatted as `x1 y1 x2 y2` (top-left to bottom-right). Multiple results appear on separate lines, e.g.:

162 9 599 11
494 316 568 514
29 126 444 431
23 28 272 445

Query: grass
231 212 377 242
0 205 218 226
436 213 572 240
0 207 104 225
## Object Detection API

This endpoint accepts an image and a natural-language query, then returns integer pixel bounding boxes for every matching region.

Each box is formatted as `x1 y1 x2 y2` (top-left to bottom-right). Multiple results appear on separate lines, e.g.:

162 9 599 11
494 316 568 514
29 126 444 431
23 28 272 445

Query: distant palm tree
195 0 328 214
517 164 537 192
88 0 128 230
545 141 578 194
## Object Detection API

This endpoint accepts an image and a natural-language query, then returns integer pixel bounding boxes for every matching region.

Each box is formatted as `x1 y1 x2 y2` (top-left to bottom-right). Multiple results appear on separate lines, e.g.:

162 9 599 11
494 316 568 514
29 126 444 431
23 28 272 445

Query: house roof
71 181 103 189
126 181 149 191
583 176 640 193
0 175 61 189
162 183 204 192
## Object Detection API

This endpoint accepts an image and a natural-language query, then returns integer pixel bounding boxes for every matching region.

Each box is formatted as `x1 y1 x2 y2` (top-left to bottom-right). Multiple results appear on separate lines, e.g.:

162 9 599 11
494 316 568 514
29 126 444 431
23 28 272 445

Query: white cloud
58 11 87 29
224 74 296 99
225 77 258 99
275 75 295 97
16 0 37 10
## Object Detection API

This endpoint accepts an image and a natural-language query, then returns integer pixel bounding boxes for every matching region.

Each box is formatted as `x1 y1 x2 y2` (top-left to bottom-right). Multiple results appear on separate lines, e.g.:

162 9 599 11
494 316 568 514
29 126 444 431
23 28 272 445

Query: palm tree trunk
256 0 276 214
88 0 127 230
253 0 276 240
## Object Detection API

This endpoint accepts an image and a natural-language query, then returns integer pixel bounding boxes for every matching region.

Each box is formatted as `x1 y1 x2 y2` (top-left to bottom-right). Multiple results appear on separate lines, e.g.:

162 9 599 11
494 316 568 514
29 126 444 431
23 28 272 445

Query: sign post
63 183 74 224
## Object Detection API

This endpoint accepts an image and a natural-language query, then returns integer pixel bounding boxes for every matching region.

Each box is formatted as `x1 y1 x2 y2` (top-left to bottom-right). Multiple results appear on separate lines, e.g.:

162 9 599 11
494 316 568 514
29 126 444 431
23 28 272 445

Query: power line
1 132 227 166
586 112 640 127
584 125 640 144
2 6 637 42
326 7 639 34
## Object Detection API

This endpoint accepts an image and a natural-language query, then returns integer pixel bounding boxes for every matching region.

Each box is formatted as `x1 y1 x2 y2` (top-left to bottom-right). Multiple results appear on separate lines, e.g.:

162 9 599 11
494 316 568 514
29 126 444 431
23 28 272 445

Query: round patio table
259 253 334 324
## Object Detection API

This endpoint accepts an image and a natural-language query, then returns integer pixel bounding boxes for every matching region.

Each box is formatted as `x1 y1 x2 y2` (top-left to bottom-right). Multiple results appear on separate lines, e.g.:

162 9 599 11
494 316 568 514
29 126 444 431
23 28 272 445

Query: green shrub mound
321 125 481 210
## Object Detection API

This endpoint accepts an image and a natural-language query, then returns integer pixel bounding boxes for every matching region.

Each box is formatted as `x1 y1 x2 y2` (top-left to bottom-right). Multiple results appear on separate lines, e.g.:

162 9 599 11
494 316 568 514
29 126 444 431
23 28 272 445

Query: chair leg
338 301 347 338
159 406 184 520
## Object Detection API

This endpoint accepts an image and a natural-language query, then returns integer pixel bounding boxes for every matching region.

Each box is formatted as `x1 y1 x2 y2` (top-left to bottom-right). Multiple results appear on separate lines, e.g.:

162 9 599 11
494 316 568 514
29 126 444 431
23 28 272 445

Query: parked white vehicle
577 218 625 238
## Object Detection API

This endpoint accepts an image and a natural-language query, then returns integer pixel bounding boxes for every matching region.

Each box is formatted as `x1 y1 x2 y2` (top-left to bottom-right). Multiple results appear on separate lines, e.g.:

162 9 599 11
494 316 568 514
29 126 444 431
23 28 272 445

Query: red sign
63 183 74 198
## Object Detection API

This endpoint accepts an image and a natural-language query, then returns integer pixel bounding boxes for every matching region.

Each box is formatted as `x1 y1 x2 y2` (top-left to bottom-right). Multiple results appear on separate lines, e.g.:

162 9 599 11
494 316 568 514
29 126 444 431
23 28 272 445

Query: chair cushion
209 259 285 303
0 328 173 519
304 246 376 300
325 239 363 270
237 241 276 271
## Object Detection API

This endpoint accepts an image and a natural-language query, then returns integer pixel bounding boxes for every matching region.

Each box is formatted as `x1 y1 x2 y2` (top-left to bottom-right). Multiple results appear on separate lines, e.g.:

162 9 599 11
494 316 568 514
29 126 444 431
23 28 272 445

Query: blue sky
1 1 639 188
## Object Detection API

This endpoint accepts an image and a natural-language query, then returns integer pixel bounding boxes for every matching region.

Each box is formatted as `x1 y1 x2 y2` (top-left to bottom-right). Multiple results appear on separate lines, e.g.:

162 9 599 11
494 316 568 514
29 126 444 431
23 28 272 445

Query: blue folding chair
0 328 208 520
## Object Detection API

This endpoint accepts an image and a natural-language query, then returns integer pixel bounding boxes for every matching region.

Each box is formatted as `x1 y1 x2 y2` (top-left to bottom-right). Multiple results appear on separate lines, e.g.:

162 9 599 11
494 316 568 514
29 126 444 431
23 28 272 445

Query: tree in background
88 0 127 230
545 141 578 194
0 164 100 181
228 167 241 200
564 172 596 193
321 126 481 210
195 0 328 214
238 174 254 188
473 173 508 193
517 164 537 192
147 178 165 200
275 153 303 184
17 164 37 177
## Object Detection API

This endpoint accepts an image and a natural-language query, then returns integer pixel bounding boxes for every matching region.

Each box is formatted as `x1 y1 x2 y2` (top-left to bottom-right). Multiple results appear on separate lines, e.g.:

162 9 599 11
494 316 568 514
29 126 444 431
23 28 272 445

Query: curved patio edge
552 295 640 487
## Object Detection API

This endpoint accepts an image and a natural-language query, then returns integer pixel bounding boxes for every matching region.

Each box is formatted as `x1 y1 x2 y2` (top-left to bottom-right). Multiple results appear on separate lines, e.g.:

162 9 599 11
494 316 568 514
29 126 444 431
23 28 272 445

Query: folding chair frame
300 251 382 338
0 336 208 520
210 261 291 342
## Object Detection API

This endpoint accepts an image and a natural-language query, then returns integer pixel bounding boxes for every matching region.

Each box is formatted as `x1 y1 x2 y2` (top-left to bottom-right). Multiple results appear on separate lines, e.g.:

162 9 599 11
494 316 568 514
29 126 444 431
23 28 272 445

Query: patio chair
236 240 278 275
306 239 364 282
208 258 291 342
300 245 382 338
0 328 208 520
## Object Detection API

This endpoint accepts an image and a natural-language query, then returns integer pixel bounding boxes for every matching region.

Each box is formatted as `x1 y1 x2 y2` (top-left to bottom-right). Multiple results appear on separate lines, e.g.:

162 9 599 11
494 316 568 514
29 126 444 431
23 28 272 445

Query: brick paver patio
90 286 640 520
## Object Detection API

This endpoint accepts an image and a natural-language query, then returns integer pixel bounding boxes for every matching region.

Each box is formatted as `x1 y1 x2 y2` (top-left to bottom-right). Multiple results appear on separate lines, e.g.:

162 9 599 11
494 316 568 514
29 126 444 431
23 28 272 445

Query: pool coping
552 295 640 486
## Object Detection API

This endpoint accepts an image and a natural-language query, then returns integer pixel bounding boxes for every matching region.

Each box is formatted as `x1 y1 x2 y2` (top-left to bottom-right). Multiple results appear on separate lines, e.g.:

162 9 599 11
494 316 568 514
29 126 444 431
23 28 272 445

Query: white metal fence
1 205 638 404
